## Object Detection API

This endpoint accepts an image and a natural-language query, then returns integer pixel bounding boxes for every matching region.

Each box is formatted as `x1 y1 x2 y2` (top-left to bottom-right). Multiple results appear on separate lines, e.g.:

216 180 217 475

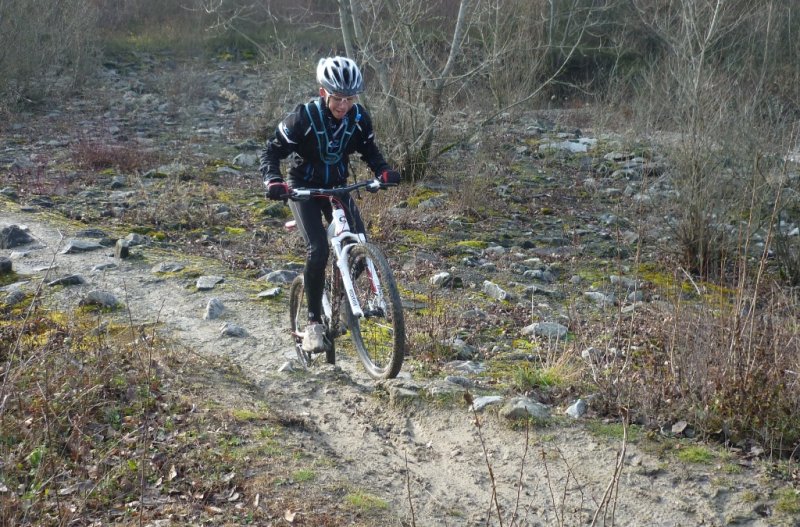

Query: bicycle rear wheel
345 243 405 379
289 275 336 366
288 276 312 367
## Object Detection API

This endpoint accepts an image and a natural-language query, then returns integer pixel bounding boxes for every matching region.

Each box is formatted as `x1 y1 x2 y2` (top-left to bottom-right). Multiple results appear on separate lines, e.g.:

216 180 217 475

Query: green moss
225 226 247 236
406 188 441 208
0 271 21 287
398 228 443 249
455 240 489 250
676 444 715 464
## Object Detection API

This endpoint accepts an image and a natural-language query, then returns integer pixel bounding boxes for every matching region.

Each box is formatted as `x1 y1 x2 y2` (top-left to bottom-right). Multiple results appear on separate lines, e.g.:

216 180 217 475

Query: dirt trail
1 205 779 527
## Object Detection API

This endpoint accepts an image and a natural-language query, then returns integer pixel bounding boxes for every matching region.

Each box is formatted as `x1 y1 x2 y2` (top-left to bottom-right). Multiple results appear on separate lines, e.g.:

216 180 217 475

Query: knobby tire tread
346 242 405 379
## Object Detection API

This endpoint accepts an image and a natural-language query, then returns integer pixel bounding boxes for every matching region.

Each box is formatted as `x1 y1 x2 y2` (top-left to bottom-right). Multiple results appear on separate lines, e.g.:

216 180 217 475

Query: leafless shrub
72 140 163 173
591 272 800 455
618 1 798 281
0 0 99 104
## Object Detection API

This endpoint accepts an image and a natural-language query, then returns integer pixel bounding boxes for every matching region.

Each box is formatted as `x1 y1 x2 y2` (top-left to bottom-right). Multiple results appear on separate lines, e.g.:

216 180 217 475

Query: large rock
0 224 34 249
499 397 551 421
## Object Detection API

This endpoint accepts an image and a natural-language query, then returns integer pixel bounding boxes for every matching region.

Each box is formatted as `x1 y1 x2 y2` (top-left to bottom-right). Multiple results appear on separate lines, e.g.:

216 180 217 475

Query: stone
115 239 130 259
483 280 514 301
499 397 550 421
204 297 225 320
261 270 298 284
0 224 34 249
0 256 12 274
48 275 86 287
521 322 568 340
79 291 119 309
220 322 248 338
257 287 282 299
471 395 504 411
197 275 224 291
565 399 588 419
151 262 185 273
61 239 105 254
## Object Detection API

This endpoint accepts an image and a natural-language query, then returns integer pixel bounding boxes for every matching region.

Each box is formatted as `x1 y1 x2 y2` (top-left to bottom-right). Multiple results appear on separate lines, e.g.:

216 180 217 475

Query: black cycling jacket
260 97 389 188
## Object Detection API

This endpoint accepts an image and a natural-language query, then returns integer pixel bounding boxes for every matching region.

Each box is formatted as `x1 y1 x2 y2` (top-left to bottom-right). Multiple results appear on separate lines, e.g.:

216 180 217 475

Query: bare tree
337 0 605 179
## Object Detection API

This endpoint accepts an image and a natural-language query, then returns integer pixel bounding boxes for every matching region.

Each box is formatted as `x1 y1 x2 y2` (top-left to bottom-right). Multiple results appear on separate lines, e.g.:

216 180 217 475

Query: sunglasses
325 92 358 105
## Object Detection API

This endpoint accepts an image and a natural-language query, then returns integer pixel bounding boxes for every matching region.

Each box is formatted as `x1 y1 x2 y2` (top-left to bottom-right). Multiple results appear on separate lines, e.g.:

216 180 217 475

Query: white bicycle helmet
316 56 364 96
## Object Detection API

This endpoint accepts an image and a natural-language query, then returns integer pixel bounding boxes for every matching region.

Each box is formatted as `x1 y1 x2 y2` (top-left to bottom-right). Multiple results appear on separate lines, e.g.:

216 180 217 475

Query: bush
0 0 99 105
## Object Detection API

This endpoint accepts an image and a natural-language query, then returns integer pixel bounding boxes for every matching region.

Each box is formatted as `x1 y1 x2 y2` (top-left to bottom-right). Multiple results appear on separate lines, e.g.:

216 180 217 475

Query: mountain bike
286 179 406 379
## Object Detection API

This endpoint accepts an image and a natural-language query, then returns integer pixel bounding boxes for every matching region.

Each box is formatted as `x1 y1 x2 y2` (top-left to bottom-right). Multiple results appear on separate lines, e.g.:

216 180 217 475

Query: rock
499 397 550 421
565 399 588 418
483 280 514 301
443 338 477 360
584 291 616 307
220 322 248 338
91 263 118 272
61 239 105 254
75 228 107 238
471 395 504 411
48 275 86 287
3 289 27 307
425 380 466 398
79 291 119 309
123 233 148 246
279 361 295 373
444 360 486 374
233 153 258 167
460 308 488 321
151 262 185 273
389 387 419 406
197 275 224 291
0 187 19 200
257 287 281 299
609 275 640 291
581 347 602 361
115 239 130 259
521 322 568 339
672 420 689 436
430 271 452 287
0 256 12 274
444 375 473 388
204 297 225 320
261 270 298 284
0 224 34 248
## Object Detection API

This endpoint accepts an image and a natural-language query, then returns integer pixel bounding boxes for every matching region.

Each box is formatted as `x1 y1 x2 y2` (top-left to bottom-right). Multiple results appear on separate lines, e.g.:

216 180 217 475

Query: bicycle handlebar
283 179 396 201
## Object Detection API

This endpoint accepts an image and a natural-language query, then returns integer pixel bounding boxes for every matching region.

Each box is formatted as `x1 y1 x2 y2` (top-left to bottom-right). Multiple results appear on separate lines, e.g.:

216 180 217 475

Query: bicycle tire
288 276 311 367
345 243 405 379
289 275 336 366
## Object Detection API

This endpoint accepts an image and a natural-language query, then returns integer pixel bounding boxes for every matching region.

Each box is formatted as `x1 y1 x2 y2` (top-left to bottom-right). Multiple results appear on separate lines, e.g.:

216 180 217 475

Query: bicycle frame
288 180 390 323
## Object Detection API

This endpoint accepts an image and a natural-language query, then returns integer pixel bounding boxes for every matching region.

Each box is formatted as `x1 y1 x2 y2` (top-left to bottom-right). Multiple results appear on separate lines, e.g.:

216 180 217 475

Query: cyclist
260 56 401 354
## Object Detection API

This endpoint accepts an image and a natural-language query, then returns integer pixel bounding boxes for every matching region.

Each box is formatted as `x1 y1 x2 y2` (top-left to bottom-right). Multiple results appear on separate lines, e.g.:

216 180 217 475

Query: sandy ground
1 205 785 527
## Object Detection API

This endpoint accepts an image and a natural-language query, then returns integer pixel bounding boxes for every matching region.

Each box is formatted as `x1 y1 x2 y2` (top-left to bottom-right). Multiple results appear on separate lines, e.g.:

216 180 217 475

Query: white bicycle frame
291 182 388 321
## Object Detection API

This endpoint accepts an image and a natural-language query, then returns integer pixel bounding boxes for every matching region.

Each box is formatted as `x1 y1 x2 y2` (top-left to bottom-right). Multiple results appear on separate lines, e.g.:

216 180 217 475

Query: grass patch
585 422 642 443
292 468 316 483
775 487 800 515
676 444 715 464
344 490 389 511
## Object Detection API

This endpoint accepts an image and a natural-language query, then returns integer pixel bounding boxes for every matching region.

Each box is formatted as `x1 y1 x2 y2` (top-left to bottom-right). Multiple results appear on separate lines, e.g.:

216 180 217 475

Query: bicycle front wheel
345 243 405 379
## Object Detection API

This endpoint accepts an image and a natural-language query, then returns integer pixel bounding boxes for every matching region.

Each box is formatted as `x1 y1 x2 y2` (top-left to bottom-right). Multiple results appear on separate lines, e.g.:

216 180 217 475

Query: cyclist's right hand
265 178 289 200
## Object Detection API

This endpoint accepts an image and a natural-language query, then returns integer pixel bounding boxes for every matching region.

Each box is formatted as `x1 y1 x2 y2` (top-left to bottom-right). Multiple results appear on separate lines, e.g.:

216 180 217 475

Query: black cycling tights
288 194 365 324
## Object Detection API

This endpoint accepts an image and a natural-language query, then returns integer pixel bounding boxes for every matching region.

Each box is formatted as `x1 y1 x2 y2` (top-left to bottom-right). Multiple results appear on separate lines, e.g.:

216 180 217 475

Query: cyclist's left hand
379 169 401 185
